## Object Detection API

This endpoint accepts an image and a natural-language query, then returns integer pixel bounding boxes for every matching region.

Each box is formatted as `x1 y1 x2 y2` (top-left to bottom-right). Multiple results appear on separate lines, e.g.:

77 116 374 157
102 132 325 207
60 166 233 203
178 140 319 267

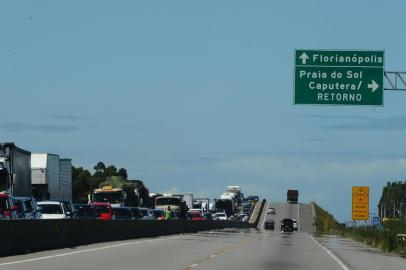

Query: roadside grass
312 202 406 257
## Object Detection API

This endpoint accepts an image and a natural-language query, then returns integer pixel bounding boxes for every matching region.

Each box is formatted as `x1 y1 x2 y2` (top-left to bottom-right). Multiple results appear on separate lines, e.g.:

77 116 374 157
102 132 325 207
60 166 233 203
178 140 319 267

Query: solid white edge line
310 235 350 270
0 235 181 266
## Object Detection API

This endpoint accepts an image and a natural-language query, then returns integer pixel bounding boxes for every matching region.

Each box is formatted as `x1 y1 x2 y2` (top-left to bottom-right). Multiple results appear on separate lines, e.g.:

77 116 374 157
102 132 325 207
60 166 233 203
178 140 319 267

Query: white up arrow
299 52 309 64
367 80 379 92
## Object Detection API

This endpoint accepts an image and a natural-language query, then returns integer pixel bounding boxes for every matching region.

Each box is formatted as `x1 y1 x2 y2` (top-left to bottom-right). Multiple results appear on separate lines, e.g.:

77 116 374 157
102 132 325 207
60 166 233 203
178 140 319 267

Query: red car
90 202 113 220
187 211 205 221
0 194 18 220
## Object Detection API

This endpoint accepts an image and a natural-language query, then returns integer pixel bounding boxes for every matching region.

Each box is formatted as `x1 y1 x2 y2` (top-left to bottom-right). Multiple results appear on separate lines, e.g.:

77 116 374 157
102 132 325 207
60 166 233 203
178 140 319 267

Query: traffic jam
0 186 259 222
0 143 259 222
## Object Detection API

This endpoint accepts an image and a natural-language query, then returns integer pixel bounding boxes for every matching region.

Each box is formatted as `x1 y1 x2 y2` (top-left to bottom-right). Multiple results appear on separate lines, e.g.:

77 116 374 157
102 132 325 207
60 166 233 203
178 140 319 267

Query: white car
37 201 68 219
214 212 227 221
292 219 298 231
267 208 275 215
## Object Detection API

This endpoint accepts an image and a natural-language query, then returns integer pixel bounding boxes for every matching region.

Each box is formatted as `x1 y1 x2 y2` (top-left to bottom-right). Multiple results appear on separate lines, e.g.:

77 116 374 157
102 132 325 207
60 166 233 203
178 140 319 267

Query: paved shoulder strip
0 236 181 266
309 235 351 270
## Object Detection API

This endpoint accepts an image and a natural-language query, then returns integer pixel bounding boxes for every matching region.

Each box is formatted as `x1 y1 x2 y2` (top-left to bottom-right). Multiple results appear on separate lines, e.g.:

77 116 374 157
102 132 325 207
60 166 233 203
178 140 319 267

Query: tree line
378 181 406 220
72 161 128 202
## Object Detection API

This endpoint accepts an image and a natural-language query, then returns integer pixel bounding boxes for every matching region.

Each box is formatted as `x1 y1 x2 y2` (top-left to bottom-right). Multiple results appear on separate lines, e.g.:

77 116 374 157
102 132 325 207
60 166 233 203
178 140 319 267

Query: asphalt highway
0 203 404 270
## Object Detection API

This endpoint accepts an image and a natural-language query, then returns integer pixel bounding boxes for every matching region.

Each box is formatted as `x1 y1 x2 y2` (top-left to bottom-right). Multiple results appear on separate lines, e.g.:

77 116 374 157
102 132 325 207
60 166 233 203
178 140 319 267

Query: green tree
72 166 92 202
118 168 128 179
105 165 117 177
93 162 106 173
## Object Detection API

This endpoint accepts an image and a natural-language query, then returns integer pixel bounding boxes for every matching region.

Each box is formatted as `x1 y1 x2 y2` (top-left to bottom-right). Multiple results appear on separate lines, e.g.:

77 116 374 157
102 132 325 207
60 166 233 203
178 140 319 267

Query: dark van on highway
281 218 294 232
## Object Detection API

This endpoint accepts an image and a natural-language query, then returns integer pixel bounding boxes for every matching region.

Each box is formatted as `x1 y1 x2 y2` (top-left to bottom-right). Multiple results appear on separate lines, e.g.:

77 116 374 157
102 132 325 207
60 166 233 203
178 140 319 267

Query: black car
129 207 143 220
74 204 99 220
61 200 76 218
281 218 294 232
112 207 134 220
203 212 213 220
264 219 275 230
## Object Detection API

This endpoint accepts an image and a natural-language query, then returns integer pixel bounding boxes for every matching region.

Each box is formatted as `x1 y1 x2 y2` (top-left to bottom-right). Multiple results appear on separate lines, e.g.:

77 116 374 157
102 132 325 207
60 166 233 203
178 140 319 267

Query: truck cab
90 185 126 207
155 195 182 213
215 199 234 217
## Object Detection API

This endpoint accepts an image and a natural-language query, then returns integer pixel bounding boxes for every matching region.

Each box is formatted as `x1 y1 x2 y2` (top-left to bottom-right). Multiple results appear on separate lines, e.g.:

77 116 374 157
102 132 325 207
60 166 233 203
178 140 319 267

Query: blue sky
1 1 406 221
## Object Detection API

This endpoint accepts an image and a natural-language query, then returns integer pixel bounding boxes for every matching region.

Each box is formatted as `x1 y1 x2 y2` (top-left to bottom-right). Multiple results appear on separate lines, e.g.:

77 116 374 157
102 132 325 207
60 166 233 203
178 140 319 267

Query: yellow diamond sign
352 186 369 220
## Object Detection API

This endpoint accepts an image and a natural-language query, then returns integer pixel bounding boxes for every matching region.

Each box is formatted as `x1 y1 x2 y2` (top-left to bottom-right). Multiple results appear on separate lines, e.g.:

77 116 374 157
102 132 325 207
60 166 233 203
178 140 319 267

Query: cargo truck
0 143 31 197
180 193 193 209
127 179 150 207
287 190 299 204
31 154 72 201
154 194 189 218
89 177 140 207
227 186 242 204
214 198 234 217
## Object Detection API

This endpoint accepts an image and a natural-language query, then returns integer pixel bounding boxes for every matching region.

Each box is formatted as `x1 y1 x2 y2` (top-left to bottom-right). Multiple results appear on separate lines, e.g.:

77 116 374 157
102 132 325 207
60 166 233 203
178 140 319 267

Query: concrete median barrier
0 219 252 257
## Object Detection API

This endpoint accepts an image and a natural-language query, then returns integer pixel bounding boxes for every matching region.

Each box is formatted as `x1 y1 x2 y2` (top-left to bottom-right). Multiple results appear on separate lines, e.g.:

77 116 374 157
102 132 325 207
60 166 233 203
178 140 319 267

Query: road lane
0 203 404 270
0 229 254 270
265 202 314 233
188 231 344 270
0 230 346 270
299 203 315 233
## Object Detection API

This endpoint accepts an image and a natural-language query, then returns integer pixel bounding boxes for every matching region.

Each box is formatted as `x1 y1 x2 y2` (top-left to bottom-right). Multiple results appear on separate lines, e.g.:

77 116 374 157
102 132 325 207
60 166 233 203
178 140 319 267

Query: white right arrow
299 52 309 65
368 80 379 92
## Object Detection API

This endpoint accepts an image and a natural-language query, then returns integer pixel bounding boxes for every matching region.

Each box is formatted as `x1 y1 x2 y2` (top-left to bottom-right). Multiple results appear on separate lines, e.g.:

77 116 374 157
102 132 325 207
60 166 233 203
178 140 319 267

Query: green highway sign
294 50 384 106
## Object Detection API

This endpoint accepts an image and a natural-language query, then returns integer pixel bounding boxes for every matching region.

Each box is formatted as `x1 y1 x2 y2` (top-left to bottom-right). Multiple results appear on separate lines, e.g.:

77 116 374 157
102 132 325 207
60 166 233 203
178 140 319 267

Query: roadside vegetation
312 202 344 234
312 201 406 257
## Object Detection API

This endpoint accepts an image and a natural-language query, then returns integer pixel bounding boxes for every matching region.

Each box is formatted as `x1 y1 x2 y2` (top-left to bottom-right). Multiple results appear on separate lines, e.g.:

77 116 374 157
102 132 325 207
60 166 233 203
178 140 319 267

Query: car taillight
3 210 11 218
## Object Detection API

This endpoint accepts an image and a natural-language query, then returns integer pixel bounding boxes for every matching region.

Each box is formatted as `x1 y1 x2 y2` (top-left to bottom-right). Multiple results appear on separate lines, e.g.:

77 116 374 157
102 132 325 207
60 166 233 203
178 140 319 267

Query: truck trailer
287 190 299 204
0 143 31 197
31 154 72 201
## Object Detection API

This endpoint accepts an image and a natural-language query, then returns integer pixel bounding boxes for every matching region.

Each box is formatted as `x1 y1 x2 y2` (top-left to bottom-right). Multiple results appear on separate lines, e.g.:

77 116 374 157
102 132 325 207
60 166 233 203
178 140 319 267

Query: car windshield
139 209 149 216
62 201 72 212
40 204 63 214
188 212 201 218
95 206 110 214
23 200 33 212
76 205 97 216
155 198 180 206
93 192 123 204
151 210 163 218
13 200 23 211
0 198 10 212
114 208 132 217
283 219 293 225
130 208 142 218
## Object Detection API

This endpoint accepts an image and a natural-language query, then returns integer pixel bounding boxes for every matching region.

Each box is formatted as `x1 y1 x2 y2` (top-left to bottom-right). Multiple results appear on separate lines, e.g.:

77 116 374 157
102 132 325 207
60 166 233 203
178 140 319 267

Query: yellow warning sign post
352 186 369 220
